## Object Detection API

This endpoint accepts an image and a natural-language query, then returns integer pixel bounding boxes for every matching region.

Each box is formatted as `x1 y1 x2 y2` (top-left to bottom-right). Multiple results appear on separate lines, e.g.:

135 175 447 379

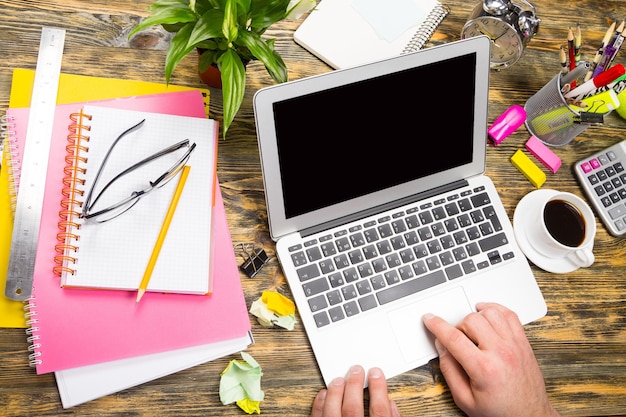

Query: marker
605 27 626 70
592 20 624 77
585 21 616 81
565 63 625 99
487 105 526 146
572 89 621 114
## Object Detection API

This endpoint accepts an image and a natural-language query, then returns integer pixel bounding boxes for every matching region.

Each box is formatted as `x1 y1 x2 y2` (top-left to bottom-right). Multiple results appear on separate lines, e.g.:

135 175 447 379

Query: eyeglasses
80 119 196 223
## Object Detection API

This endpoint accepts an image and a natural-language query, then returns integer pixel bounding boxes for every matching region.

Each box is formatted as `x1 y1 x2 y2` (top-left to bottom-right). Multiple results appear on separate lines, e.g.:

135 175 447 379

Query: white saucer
513 189 583 274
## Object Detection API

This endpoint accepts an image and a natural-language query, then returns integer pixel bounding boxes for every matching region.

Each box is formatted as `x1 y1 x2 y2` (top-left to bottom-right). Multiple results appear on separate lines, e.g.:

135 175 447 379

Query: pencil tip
136 289 145 304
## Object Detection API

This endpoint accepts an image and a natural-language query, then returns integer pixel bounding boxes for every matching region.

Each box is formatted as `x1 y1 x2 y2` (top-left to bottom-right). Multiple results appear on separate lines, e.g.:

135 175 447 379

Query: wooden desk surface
1 1 625 415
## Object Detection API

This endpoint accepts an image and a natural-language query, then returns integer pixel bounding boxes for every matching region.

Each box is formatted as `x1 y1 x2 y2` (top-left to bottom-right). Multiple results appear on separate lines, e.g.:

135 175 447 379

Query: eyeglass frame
80 119 197 222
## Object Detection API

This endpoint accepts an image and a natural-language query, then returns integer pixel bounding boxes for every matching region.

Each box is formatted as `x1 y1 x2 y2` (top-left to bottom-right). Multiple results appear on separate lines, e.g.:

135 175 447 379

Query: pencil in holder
524 62 594 147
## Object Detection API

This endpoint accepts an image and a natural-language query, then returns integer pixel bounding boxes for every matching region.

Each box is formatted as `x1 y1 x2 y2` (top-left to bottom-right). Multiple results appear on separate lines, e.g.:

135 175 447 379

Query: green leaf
249 0 291 29
223 0 239 42
218 49 246 139
129 1 197 38
238 30 287 83
163 23 197 82
187 9 225 48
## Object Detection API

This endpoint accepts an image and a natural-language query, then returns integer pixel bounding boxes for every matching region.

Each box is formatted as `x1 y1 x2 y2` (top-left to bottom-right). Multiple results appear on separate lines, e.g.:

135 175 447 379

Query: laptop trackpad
387 287 474 364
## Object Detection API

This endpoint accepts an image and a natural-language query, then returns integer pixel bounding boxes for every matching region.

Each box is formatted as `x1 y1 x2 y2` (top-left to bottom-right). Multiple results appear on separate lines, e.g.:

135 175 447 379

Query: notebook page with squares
254 36 547 387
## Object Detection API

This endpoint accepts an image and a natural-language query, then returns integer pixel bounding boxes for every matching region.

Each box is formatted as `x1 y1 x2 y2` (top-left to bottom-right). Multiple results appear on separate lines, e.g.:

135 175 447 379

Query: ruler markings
5 27 65 301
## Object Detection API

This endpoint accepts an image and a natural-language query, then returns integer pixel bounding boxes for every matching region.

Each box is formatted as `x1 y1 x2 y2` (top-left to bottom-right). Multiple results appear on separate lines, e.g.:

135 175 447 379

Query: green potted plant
130 0 315 138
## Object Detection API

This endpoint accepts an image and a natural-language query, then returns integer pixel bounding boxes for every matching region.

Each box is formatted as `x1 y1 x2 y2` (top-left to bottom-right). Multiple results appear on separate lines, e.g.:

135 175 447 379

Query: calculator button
610 193 621 204
595 185 606 196
591 158 601 169
608 204 626 219
588 174 599 185
598 154 609 165
607 151 618 161
581 162 593 173
606 165 617 177
612 178 622 188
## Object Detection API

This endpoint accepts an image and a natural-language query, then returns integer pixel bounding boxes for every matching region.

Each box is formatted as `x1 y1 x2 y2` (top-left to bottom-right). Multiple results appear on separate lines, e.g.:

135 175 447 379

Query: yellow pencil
136 165 191 303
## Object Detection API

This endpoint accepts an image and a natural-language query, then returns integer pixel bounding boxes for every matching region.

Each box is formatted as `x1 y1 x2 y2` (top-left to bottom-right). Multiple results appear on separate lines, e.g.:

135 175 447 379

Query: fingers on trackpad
387 287 473 363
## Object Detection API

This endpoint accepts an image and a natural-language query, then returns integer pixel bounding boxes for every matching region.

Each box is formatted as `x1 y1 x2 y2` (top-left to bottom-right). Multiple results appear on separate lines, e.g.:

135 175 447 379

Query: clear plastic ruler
5 27 65 301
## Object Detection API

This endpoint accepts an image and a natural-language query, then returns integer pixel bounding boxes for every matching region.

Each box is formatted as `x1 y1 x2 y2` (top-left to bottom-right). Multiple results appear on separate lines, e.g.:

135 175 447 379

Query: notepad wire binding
401 4 450 54
1 113 19 215
53 109 92 278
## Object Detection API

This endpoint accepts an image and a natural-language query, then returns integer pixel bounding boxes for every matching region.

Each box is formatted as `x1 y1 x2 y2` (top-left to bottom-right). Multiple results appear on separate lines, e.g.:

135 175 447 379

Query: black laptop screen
273 52 477 219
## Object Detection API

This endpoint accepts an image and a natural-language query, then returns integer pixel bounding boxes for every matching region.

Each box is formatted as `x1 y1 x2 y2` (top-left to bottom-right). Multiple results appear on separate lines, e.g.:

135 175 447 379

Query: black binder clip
236 243 271 278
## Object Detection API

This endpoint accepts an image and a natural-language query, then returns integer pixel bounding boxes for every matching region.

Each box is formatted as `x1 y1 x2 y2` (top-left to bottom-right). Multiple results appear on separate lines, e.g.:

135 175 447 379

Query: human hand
423 302 560 417
310 365 401 417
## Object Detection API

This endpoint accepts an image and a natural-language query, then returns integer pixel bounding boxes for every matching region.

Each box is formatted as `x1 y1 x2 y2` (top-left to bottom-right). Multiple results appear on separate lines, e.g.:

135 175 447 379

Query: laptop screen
254 36 491 240
273 53 476 219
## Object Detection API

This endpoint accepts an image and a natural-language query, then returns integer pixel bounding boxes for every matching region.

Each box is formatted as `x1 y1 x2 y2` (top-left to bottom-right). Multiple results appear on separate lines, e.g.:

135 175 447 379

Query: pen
136 165 191 304
592 20 624 77
605 27 626 70
585 20 616 81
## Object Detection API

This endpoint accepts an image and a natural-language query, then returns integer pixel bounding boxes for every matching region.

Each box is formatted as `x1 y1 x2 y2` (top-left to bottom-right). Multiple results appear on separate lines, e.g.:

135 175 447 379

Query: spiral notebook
294 0 449 69
55 186 253 408
56 105 217 294
16 91 250 375
0 69 211 329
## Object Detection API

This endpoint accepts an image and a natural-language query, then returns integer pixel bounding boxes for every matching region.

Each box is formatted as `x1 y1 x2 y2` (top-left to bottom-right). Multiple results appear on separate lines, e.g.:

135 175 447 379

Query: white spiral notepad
57 105 218 294
294 0 449 69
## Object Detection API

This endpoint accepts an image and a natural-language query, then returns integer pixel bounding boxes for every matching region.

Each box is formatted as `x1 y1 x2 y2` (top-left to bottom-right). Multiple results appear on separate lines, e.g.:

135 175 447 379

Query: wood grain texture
1 0 625 415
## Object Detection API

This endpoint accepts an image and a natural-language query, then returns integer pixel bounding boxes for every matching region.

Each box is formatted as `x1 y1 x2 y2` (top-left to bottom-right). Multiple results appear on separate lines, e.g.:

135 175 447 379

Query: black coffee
543 199 586 247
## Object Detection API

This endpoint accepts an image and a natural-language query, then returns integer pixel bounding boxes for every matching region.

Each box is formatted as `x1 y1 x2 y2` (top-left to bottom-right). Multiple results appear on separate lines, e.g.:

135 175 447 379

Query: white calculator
574 140 626 237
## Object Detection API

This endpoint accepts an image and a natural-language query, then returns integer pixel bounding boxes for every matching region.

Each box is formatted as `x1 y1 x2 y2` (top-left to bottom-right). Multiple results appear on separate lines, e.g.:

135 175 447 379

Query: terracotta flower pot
199 62 222 89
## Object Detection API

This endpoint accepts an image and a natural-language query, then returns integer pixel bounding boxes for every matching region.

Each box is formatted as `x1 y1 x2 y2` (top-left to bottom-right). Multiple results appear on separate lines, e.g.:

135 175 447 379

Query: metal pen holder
524 62 593 146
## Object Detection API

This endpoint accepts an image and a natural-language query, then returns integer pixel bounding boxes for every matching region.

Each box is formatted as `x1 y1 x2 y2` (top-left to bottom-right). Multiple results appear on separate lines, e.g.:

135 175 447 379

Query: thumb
434 338 474 411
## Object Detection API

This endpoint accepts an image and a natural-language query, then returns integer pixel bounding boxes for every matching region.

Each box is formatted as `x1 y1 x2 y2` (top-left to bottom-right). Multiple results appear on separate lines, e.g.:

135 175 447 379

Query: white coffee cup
526 192 596 268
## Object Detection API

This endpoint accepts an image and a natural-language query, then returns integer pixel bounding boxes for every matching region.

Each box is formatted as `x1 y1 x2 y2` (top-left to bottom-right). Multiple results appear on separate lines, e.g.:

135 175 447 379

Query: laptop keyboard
287 185 516 328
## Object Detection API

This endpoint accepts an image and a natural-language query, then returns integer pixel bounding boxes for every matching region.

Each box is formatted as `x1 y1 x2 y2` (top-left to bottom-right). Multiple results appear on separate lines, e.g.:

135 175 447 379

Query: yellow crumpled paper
261 291 295 316
249 291 296 330
220 352 264 414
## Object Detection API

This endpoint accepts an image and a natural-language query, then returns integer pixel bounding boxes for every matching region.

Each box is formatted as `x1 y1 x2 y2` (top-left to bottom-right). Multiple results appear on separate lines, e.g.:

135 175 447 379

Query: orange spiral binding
53 109 92 278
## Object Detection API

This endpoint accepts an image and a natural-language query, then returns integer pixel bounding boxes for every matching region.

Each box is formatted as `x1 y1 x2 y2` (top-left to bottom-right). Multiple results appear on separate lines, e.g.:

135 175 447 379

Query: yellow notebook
0 69 209 328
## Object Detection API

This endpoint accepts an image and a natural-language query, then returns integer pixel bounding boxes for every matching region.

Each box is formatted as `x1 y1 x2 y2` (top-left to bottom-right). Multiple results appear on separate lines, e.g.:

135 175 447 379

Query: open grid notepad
58 105 218 293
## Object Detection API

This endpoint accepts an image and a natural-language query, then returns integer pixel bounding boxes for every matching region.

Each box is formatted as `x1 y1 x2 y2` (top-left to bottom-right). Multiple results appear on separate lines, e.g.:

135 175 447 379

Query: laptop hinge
300 179 469 238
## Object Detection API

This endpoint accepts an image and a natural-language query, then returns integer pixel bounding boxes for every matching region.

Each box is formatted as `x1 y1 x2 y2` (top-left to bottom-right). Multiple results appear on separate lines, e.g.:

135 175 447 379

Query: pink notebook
55 186 253 408
9 91 251 374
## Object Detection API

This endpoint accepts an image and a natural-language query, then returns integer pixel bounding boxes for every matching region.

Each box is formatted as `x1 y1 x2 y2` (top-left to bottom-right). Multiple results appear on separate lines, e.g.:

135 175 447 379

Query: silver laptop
254 36 547 386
